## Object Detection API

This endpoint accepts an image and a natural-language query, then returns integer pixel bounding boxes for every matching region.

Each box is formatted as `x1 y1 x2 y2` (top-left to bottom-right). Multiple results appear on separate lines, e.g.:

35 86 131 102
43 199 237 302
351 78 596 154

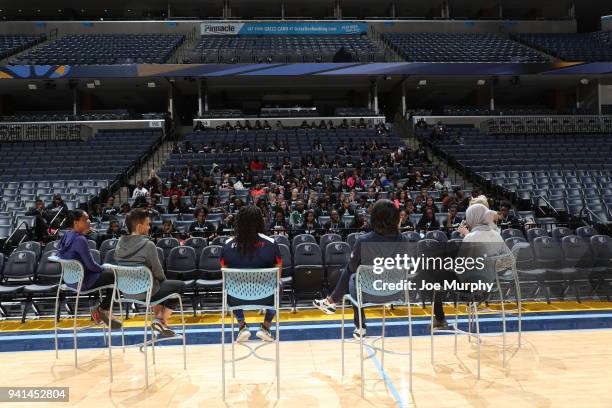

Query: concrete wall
0 21 199 36
370 19 576 34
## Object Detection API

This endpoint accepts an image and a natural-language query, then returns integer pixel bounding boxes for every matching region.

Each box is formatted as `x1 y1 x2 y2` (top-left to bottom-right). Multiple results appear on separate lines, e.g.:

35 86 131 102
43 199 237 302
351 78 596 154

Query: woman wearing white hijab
427 203 511 328
457 203 510 270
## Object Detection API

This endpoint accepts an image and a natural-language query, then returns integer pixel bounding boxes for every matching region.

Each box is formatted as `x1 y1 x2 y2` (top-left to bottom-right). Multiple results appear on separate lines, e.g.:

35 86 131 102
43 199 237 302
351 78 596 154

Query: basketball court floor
0 302 611 407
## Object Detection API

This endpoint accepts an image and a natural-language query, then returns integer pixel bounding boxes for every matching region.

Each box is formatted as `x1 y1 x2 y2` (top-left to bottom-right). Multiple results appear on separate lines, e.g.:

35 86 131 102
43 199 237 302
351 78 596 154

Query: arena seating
383 32 550 62
190 35 385 63
12 34 185 65
420 126 612 224
0 129 162 239
159 127 403 177
515 32 612 62
0 35 45 60
0 128 161 182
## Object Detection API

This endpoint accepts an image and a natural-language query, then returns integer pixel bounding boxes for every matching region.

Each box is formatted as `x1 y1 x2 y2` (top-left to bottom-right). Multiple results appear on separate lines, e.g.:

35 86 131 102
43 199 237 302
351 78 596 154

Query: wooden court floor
0 329 610 407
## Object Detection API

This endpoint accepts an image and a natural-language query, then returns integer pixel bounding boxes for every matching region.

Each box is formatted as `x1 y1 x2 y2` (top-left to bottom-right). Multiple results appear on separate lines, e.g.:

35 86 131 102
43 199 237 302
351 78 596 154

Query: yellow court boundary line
0 300 611 333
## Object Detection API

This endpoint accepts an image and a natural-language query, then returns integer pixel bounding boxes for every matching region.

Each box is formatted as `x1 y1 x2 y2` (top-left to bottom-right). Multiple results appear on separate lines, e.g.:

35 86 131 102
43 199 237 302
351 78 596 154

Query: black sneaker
94 307 123 330
431 317 450 330
151 319 177 338
353 328 367 339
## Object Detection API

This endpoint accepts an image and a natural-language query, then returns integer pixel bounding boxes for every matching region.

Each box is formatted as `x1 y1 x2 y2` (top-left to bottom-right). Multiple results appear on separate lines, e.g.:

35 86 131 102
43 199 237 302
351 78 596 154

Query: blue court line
2 312 612 341
366 344 407 408
1 311 611 352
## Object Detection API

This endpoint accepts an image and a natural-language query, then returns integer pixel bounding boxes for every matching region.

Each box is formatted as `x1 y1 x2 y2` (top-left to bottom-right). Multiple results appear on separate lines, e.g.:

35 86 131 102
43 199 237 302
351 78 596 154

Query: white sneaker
236 325 251 342
353 328 367 340
255 325 274 342
313 298 337 314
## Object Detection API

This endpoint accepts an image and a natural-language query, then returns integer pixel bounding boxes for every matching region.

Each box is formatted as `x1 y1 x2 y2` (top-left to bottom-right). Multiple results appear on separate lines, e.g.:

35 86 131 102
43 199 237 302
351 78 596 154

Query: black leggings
150 279 185 310
414 269 457 321
92 273 184 311
89 269 115 310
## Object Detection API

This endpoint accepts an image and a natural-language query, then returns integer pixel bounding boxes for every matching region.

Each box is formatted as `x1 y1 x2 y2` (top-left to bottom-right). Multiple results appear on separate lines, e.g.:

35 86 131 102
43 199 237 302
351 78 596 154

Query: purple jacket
57 231 104 290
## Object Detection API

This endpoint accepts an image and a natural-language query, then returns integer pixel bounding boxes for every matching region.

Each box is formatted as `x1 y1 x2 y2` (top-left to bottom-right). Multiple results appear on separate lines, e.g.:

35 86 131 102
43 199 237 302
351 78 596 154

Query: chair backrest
44 240 61 253
0 225 11 239
199 245 222 272
402 231 421 242
425 230 448 242
16 241 41 258
211 235 229 246
590 235 612 265
324 241 350 265
527 228 548 243
272 235 290 248
222 267 278 301
112 265 153 296
450 230 463 240
166 246 197 272
156 247 165 267
460 251 514 286
277 243 292 276
87 239 97 250
561 235 592 267
4 250 37 279
104 248 117 264
505 236 527 249
347 232 364 248
184 236 207 259
90 249 101 264
36 251 62 280
319 233 342 251
501 228 524 240
355 265 409 304
157 237 179 250
533 236 563 267
576 226 596 240
99 239 118 260
416 239 446 271
552 227 574 242
292 234 316 252
293 242 323 266
48 255 84 285
510 242 538 271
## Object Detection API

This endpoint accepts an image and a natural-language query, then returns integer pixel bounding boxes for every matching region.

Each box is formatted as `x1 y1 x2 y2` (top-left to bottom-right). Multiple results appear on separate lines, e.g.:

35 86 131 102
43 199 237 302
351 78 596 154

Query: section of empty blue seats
191 34 385 63
13 34 185 65
515 32 612 62
382 32 550 63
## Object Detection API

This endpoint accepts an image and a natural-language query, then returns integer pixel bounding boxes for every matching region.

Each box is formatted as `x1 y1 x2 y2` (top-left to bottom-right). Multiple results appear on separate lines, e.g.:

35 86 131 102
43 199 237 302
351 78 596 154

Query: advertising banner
200 22 368 36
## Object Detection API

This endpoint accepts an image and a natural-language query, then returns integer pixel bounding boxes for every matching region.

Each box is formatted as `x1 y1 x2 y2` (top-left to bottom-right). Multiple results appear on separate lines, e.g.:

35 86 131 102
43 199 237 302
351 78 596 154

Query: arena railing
411 114 612 134
193 116 386 128
0 119 165 142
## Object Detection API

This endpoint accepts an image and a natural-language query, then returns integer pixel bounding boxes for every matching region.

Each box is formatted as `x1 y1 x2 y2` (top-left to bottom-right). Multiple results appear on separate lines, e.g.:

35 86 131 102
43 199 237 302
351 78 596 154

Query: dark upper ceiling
0 0 609 29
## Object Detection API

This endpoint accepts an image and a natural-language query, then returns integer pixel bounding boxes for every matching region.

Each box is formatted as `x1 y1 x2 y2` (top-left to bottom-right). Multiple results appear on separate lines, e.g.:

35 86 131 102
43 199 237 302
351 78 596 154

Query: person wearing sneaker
313 200 407 339
220 206 282 343
57 210 122 330
114 209 185 338
416 202 510 330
